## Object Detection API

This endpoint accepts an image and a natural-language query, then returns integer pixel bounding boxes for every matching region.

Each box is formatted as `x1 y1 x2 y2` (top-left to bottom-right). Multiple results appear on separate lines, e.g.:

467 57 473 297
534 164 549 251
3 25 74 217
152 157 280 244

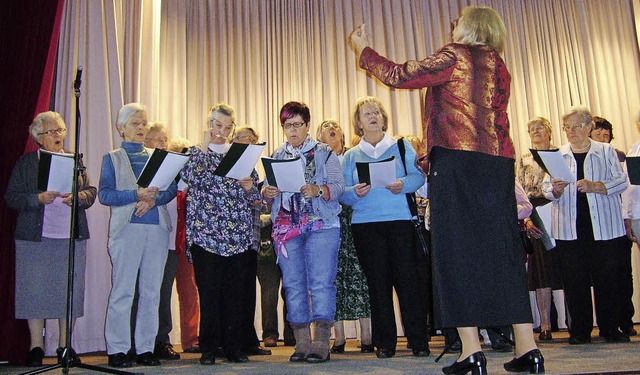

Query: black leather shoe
56 347 81 365
360 343 375 353
108 352 133 368
330 342 345 354
226 352 249 363
136 352 161 366
199 352 215 365
443 351 487 375
242 346 272 356
622 326 638 336
568 335 591 345
375 348 395 359
306 351 330 363
412 349 430 357
184 344 201 353
289 351 307 362
154 342 180 360
491 338 513 352
603 330 630 343
504 349 544 374
27 347 44 367
538 330 552 341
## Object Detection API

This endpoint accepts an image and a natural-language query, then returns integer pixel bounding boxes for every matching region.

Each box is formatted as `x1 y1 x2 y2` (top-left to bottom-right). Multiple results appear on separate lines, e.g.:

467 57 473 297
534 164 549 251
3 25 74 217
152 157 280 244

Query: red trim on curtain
0 0 66 365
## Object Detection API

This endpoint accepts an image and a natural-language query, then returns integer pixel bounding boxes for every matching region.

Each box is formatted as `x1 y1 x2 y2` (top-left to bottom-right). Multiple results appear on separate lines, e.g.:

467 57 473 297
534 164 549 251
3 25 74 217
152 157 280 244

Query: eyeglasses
38 128 67 136
233 134 257 142
562 122 589 132
208 119 235 131
282 122 306 130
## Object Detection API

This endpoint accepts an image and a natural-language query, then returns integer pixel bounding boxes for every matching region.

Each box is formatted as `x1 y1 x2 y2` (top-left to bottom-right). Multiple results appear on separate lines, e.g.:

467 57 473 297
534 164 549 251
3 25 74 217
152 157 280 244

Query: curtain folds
43 0 640 354
0 0 66 365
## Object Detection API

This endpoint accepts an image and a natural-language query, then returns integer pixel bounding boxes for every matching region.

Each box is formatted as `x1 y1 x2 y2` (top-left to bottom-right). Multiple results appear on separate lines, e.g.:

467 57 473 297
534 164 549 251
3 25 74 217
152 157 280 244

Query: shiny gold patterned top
359 43 515 162
516 147 557 199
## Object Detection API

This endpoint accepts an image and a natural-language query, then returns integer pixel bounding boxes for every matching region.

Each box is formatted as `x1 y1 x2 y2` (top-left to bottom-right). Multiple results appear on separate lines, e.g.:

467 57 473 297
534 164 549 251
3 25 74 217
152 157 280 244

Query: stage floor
2 328 639 375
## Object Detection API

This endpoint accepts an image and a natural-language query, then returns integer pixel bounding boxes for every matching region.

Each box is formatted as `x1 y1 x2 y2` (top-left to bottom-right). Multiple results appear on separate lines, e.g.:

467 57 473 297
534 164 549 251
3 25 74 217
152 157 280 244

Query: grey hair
209 102 236 124
562 106 593 125
29 111 64 141
116 102 147 128
168 136 193 152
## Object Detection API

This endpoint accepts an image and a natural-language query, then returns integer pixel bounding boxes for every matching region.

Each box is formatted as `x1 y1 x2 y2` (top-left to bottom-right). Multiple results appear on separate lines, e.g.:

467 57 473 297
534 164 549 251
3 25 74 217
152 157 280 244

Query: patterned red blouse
359 43 515 163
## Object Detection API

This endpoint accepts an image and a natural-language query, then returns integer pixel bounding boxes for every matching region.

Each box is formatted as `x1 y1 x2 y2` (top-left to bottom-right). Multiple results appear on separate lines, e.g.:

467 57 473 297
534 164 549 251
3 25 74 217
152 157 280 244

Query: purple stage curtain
0 0 65 365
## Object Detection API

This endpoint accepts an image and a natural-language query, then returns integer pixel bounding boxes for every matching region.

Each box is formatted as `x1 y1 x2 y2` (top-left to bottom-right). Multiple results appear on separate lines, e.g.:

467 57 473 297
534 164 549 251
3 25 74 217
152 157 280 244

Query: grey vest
107 148 171 237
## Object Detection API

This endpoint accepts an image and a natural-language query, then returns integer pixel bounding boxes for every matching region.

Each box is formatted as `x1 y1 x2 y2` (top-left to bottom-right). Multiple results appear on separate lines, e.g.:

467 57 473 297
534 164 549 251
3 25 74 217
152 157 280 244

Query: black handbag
397 138 430 257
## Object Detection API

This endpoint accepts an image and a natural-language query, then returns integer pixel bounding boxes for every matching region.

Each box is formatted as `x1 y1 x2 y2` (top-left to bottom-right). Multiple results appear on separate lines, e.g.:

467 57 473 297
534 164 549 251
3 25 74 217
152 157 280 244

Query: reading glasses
282 122 307 130
38 128 67 136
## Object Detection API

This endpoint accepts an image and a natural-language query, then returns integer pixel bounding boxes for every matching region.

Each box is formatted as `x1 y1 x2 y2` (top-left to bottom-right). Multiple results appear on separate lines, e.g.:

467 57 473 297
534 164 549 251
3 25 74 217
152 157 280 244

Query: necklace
571 143 591 153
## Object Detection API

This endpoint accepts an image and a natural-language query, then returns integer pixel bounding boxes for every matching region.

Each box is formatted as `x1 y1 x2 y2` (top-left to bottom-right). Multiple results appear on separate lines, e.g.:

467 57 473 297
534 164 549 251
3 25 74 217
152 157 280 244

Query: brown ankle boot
289 323 311 362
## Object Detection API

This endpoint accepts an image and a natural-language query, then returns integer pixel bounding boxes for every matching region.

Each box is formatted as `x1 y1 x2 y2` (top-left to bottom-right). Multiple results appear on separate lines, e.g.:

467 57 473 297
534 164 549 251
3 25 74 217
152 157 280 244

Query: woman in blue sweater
99 103 177 368
340 96 429 359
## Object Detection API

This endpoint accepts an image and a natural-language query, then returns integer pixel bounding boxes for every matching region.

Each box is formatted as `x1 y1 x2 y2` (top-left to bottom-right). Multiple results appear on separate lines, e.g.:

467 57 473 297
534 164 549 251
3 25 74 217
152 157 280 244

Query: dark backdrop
0 0 65 365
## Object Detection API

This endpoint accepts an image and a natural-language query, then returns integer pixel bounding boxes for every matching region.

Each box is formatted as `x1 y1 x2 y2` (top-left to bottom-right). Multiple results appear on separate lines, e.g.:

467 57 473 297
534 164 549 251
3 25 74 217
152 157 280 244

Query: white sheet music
368 158 397 188
537 150 576 182
47 152 74 193
145 151 189 190
225 143 265 179
271 160 306 192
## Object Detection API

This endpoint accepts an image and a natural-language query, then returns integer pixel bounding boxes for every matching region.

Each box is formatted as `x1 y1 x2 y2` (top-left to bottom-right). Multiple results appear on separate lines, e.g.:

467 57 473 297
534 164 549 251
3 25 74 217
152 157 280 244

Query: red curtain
0 0 65 364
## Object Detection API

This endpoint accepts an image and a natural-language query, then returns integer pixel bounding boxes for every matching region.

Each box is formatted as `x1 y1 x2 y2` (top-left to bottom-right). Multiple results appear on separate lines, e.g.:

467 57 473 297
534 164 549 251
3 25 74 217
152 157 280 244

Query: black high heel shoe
504 348 545 374
442 351 487 375
330 342 345 354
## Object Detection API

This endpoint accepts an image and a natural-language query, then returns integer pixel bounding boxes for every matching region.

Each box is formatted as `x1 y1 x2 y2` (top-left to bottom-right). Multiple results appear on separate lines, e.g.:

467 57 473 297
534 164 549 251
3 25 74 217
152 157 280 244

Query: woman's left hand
576 179 607 194
60 194 73 207
237 177 254 193
300 184 320 199
386 179 403 195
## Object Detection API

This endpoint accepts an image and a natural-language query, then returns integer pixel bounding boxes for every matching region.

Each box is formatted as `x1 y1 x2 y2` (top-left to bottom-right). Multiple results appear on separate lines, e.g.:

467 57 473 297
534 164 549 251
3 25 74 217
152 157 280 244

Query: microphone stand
21 68 141 375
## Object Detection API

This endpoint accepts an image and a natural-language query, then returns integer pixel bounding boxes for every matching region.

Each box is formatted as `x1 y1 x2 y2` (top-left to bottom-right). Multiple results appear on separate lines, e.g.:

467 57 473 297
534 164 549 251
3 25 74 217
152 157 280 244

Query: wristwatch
317 186 324 198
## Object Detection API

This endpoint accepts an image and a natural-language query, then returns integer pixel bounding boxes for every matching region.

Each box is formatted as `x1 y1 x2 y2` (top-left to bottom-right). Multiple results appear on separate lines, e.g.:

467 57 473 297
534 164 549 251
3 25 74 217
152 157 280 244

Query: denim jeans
278 227 340 323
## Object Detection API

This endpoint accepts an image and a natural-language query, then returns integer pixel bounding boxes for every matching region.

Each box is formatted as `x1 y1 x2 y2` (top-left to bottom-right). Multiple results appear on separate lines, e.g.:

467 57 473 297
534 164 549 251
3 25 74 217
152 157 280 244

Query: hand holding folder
356 156 396 188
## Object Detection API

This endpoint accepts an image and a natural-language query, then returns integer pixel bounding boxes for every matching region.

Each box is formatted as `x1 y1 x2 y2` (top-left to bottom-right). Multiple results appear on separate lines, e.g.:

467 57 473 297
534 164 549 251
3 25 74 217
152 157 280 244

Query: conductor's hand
38 191 61 205
354 182 371 198
135 199 155 217
349 24 370 55
386 179 403 195
261 185 280 201
237 177 254 193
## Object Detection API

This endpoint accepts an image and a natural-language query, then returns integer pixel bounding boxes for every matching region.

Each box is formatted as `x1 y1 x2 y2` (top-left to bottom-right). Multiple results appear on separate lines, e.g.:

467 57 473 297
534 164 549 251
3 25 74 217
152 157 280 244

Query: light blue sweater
340 139 424 224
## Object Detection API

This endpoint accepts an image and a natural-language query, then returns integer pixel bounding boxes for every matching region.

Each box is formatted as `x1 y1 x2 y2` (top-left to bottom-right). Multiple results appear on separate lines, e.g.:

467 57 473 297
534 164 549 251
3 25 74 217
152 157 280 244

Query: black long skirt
428 147 532 328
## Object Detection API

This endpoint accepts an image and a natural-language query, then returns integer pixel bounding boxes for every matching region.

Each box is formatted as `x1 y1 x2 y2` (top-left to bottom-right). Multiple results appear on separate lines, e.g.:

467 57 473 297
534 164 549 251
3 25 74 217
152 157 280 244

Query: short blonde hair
453 6 506 53
29 111 65 141
351 96 389 137
527 117 552 141
232 125 259 143
168 136 193 153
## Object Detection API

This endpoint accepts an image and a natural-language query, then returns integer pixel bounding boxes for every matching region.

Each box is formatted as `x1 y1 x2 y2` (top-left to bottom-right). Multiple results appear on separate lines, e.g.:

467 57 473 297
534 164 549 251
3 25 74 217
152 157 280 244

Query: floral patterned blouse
181 146 261 257
516 146 556 199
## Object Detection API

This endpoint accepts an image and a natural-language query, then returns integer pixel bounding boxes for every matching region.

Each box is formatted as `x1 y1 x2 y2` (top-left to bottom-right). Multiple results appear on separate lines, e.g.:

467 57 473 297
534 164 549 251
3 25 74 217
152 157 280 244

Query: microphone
73 66 83 91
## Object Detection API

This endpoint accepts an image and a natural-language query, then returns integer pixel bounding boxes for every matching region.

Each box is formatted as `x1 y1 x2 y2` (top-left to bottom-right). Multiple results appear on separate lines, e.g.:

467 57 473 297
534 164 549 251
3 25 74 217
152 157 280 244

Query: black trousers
556 237 621 338
239 250 260 349
352 220 428 351
191 244 251 355
612 236 636 331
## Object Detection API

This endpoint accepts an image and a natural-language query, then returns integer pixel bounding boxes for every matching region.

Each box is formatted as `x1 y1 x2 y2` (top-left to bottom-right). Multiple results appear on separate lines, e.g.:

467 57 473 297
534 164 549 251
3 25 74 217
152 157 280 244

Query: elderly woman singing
6 111 96 367
100 103 177 368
